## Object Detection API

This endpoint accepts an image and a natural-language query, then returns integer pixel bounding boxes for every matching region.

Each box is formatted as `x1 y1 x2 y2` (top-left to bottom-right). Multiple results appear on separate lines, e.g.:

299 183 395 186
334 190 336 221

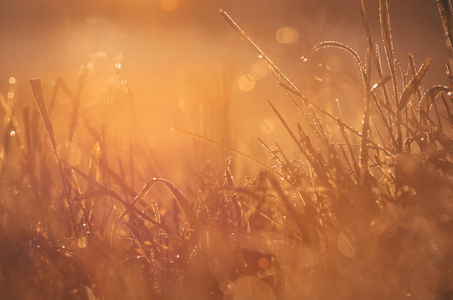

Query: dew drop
8 77 16 85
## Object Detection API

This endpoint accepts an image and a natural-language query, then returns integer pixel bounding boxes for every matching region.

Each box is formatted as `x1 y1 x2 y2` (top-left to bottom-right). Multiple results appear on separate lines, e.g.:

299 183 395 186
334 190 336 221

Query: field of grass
1 1 453 299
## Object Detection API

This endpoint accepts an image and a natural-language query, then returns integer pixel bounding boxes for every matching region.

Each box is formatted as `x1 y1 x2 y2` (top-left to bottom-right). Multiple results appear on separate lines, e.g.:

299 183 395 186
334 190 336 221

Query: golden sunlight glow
177 98 186 110
1 2 448 298
276 26 299 44
57 142 82 165
238 74 255 91
160 0 179 12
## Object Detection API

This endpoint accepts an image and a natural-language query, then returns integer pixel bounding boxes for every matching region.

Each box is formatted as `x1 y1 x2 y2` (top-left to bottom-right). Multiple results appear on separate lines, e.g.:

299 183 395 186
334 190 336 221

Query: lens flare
238 74 255 92
276 26 299 44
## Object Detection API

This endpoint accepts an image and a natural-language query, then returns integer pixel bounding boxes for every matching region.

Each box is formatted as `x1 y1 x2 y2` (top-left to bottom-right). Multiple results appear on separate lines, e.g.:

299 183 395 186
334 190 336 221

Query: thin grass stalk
220 21 391 158
371 93 394 142
358 0 395 132
67 64 89 159
30 78 77 235
172 127 280 176
0 94 26 158
219 9 301 96
85 142 101 231
359 48 372 188
300 40 375 184
446 62 453 88
437 0 453 54
265 173 310 243
370 114 387 149
420 86 452 129
72 179 181 241
441 94 453 128
380 0 402 151
336 99 360 176
408 54 424 130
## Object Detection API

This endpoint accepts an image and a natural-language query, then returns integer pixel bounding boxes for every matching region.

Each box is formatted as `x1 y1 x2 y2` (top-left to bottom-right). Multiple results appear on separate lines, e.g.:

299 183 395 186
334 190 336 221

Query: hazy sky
0 0 448 180
0 0 445 85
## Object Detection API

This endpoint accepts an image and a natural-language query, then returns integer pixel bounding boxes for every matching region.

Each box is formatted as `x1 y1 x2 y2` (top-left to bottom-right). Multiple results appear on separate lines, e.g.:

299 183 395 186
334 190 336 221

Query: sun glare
160 0 179 12
276 26 299 44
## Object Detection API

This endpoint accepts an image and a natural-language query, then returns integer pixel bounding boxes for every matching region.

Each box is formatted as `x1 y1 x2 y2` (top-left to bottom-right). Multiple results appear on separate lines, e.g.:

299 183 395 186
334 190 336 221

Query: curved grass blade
301 41 366 82
136 178 202 232
72 175 181 241
420 85 451 112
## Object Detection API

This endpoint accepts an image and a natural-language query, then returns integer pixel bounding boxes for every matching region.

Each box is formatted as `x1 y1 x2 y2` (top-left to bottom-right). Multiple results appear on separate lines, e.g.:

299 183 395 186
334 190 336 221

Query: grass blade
437 0 453 52
398 58 431 111
30 78 77 235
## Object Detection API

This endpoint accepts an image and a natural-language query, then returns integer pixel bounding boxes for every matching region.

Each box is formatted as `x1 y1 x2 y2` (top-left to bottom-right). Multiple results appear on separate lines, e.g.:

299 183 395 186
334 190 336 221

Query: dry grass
1 1 453 299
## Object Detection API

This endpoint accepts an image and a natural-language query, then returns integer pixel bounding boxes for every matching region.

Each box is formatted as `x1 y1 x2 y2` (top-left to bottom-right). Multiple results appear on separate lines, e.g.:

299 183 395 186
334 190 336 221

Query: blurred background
0 0 447 191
